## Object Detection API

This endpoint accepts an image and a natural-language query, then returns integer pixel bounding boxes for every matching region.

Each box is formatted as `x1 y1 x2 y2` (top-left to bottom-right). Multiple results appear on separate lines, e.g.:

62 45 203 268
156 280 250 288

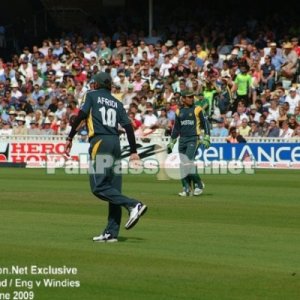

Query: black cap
181 90 194 97
91 72 112 86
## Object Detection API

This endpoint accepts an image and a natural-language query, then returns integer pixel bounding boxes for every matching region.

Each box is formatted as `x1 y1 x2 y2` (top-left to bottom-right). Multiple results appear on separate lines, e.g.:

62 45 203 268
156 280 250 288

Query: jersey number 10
99 107 117 127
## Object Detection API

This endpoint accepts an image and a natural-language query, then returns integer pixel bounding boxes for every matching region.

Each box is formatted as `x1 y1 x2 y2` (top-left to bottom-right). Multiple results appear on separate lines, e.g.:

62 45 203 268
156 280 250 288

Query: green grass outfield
0 168 299 300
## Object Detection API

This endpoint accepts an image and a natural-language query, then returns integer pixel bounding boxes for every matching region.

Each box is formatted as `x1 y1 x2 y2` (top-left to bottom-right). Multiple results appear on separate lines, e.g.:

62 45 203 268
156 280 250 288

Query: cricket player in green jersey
167 90 211 196
65 72 147 242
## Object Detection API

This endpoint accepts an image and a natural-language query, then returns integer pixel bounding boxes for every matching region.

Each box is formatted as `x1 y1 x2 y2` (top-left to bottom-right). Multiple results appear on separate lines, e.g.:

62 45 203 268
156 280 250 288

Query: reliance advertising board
196 143 300 163
0 140 300 168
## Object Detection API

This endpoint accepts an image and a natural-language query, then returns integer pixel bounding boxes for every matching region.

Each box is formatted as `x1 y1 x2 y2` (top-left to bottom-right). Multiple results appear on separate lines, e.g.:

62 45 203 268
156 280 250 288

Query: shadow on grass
118 236 146 243
86 236 146 243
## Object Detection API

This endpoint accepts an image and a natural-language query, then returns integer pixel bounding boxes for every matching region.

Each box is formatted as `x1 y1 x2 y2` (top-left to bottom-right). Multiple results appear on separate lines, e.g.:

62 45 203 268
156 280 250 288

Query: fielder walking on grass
65 72 147 242
167 90 211 196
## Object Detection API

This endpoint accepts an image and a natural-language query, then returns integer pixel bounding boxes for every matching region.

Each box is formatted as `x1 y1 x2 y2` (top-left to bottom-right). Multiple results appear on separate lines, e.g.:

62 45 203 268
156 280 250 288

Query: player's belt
89 133 119 142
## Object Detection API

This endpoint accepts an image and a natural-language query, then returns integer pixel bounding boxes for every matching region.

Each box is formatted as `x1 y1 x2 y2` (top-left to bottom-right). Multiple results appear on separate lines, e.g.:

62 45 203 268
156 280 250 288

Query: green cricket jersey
81 88 130 138
234 73 252 96
171 105 210 139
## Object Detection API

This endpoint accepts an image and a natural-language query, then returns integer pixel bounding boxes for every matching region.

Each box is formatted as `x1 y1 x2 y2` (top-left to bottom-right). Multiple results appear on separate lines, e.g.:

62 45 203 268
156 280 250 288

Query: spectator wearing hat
0 121 13 136
10 82 22 98
7 109 18 127
281 42 298 80
12 116 27 135
78 129 88 143
211 117 229 137
28 118 41 135
41 118 55 135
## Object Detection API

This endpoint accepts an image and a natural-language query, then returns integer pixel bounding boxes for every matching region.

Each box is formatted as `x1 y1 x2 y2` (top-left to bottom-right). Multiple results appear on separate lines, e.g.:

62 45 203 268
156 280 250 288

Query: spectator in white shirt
55 100 67 120
10 82 22 98
279 120 294 138
285 87 300 115
142 107 158 128
159 55 173 78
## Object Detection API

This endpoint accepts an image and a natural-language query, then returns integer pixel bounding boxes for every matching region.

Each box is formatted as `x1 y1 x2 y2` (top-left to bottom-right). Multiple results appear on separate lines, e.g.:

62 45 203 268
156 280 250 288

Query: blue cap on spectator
19 96 27 103
155 82 163 89
195 57 204 67
80 130 88 136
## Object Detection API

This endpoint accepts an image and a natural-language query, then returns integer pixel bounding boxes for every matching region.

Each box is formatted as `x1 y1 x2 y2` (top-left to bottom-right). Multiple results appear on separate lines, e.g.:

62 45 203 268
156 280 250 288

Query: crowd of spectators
1 14 300 140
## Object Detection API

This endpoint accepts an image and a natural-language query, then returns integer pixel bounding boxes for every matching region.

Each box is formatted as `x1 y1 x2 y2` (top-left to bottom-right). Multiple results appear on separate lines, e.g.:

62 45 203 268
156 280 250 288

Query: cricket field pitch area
0 168 299 300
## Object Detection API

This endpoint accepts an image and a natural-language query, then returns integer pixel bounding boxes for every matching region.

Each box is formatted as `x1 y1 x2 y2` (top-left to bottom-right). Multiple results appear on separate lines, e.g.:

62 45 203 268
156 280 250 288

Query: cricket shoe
178 190 192 197
93 232 118 243
193 188 203 196
125 203 148 230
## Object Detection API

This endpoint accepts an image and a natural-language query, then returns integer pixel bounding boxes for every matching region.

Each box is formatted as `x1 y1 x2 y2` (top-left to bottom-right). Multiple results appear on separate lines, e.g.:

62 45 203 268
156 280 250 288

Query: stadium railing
1 135 300 143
